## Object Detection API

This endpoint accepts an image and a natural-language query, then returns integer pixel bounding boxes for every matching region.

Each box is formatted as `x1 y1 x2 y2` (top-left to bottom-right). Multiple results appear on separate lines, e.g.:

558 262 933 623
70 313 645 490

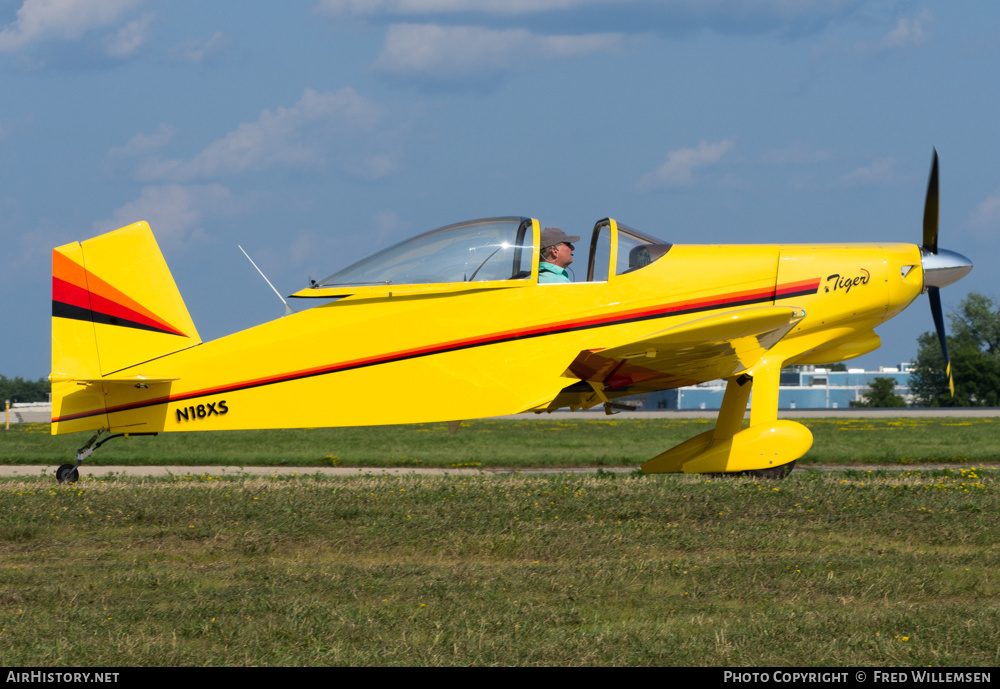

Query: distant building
637 364 913 411
5 402 51 424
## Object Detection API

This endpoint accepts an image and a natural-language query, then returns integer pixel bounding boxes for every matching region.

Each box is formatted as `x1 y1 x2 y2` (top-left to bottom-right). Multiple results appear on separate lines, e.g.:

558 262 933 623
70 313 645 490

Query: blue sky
2 0 998 380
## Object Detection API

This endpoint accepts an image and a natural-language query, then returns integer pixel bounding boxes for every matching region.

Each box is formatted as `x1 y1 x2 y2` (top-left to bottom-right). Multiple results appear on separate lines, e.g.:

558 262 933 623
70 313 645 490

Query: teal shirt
538 262 571 284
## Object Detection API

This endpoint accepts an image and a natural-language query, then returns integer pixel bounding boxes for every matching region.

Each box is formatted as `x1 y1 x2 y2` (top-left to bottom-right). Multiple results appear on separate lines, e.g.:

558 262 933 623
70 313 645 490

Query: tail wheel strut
54 429 158 484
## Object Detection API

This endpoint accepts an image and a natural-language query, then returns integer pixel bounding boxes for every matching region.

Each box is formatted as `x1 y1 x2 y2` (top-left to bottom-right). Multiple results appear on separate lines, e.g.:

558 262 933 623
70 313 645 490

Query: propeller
920 150 973 398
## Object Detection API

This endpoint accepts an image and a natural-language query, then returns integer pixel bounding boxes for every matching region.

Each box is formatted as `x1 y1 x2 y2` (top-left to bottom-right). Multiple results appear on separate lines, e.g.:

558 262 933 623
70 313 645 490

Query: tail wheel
56 464 79 484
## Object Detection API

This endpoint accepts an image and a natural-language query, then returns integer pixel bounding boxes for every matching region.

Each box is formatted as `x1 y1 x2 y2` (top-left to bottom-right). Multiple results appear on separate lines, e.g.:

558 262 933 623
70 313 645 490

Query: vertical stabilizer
51 222 201 434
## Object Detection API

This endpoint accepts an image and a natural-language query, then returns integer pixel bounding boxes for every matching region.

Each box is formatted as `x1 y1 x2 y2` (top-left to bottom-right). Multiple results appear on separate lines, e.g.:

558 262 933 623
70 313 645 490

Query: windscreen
616 224 672 275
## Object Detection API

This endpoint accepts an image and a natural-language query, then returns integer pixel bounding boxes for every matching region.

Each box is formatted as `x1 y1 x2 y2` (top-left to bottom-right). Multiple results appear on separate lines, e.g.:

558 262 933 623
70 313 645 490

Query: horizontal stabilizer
50 374 180 384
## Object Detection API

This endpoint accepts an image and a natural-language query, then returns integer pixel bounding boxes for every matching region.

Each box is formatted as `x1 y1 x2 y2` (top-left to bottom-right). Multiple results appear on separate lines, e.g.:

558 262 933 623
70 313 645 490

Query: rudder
51 222 200 434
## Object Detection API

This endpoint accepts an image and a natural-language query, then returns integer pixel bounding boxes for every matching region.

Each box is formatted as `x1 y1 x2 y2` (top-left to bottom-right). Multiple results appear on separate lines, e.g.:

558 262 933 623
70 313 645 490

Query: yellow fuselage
52 234 924 437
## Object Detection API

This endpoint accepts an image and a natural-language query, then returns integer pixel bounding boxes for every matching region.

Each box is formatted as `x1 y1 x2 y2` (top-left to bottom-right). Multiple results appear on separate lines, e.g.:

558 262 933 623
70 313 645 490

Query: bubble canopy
315 217 534 288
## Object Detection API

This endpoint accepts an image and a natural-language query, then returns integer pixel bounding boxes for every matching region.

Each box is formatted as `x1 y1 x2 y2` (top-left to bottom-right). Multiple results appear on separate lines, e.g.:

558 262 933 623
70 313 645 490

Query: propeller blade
922 149 939 253
922 150 954 397
928 286 954 397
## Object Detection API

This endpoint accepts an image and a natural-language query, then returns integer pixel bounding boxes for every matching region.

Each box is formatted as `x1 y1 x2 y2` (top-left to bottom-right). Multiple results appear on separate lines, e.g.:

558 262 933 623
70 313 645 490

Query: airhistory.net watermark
6 672 119 683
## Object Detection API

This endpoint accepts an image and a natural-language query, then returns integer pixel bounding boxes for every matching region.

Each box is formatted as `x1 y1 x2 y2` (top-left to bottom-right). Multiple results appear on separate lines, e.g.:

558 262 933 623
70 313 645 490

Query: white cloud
316 0 608 15
969 191 1000 233
317 0 864 39
372 209 406 244
9 225 65 273
762 142 832 165
109 124 175 157
102 11 152 58
316 0 852 19
836 158 897 187
289 209 409 277
0 0 142 53
136 88 381 181
167 31 232 63
856 10 933 55
638 139 735 191
289 230 325 267
350 153 401 180
94 184 237 248
373 23 623 80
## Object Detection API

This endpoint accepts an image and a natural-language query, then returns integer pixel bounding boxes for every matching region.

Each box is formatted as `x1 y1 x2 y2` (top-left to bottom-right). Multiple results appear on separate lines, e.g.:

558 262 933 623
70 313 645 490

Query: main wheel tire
708 460 796 480
743 461 796 480
56 464 79 484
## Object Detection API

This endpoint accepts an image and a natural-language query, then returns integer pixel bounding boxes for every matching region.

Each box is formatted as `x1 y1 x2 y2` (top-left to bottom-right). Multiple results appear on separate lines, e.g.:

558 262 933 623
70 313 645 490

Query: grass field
1 468 997 666
3 416 1000 468
2 418 998 666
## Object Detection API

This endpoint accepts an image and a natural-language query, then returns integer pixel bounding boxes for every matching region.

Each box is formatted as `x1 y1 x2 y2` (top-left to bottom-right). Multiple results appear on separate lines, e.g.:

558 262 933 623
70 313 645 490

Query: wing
540 305 806 412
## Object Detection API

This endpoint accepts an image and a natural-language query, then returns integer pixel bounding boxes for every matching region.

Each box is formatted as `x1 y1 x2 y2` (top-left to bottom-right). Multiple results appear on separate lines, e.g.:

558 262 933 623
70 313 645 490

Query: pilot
538 227 580 284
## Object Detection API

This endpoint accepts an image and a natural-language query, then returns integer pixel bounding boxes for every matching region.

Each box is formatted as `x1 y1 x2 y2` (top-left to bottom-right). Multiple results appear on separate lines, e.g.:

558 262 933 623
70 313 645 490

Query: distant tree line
786 292 999 408
910 292 1000 407
845 292 999 408
0 375 50 404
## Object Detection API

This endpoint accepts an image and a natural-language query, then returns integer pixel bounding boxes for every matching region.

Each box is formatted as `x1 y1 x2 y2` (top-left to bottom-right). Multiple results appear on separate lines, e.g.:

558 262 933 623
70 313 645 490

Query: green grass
2 468 998 666
3 417 1000 468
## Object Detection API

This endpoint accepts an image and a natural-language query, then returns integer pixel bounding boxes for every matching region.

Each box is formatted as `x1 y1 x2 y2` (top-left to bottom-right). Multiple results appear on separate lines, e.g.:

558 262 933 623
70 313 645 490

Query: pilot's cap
540 227 580 250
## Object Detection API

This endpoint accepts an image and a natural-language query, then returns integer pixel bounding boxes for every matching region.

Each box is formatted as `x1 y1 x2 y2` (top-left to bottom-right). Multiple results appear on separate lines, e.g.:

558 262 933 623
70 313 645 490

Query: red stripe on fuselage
54 277 821 422
775 278 821 298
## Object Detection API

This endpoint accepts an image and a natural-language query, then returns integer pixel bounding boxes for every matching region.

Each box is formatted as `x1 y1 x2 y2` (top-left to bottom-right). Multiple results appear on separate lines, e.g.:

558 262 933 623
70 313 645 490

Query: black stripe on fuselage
58 284 817 422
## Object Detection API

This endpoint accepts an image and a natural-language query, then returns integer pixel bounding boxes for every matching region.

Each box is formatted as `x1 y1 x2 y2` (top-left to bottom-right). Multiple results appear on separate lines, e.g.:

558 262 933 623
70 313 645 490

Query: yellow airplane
49 153 971 483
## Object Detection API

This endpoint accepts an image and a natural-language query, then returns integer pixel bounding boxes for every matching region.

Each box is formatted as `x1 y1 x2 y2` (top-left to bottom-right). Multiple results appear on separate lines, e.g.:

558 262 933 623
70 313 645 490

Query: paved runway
8 407 1000 427
1 462 994 479
4 408 997 479
505 408 1000 419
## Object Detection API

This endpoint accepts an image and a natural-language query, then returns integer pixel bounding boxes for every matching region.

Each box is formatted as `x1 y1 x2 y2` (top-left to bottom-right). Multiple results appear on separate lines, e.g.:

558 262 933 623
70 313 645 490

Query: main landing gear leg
641 363 813 478
55 429 158 484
